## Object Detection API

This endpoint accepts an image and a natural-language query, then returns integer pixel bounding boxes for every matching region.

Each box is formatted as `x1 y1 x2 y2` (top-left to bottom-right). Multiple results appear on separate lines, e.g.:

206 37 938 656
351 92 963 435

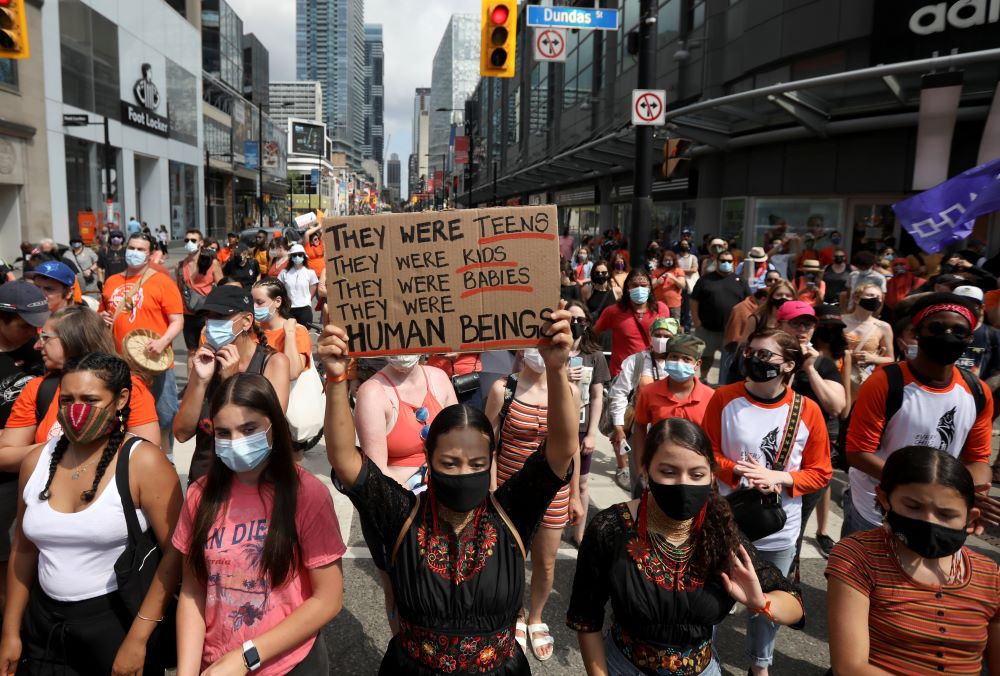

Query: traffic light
480 1 516 78
0 0 29 60
662 138 692 178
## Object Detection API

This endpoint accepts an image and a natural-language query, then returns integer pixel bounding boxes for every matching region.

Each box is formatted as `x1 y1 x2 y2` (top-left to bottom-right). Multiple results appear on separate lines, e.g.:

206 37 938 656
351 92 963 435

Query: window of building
59 0 120 120
169 161 200 237
0 59 16 90
658 0 681 41
752 197 842 248
167 60 198 146
563 31 593 108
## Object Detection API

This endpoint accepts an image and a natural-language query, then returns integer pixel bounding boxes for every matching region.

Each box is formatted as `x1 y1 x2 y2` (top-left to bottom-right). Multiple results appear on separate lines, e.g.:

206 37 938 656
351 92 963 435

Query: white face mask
906 343 919 360
522 348 546 372
652 337 670 355
387 355 420 372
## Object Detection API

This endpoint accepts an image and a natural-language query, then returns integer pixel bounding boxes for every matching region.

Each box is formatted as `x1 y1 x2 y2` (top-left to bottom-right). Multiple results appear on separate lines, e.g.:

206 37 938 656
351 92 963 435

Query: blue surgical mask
629 287 650 304
184 241 199 254
205 317 242 350
665 360 696 382
291 255 305 267
214 426 272 472
253 306 273 322
719 261 733 273
125 249 148 267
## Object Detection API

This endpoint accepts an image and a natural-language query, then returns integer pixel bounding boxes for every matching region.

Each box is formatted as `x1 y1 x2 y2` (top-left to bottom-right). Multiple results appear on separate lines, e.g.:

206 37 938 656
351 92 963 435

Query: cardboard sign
323 206 559 356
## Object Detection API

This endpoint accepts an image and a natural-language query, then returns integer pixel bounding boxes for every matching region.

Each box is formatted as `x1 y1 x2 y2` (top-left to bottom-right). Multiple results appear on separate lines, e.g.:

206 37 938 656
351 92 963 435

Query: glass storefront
848 202 898 257
59 0 120 121
64 136 122 239
169 161 199 238
751 197 843 250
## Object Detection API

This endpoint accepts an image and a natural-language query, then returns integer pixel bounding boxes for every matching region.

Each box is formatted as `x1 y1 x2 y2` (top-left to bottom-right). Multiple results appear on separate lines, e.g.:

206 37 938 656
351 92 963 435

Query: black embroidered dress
340 451 567 675
567 499 803 676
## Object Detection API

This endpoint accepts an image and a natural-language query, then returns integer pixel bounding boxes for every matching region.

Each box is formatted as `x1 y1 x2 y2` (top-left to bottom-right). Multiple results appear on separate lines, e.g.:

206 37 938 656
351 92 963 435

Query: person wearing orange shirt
632 335 714 481
703 328 831 676
100 233 183 453
884 257 924 313
216 232 239 266
251 278 312 381
650 250 686 320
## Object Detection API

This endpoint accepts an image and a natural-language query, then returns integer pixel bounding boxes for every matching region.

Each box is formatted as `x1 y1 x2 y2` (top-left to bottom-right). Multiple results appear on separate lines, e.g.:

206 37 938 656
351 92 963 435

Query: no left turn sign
631 89 666 126
534 28 567 63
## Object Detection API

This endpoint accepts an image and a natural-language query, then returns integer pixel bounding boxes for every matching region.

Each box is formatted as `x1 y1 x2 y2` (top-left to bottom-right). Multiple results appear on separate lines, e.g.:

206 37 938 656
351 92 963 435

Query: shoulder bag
113 436 178 667
725 393 802 542
177 261 207 313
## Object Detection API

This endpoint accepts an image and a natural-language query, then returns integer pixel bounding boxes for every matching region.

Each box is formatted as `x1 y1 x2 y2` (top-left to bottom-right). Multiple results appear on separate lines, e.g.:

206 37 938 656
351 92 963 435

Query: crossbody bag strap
111 268 155 326
631 312 651 348
773 393 803 471
114 436 146 545
391 494 422 564
489 492 526 558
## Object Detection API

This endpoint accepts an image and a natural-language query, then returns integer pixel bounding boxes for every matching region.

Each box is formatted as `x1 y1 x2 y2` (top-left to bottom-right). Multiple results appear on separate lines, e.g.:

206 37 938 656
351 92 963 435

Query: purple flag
893 156 1000 254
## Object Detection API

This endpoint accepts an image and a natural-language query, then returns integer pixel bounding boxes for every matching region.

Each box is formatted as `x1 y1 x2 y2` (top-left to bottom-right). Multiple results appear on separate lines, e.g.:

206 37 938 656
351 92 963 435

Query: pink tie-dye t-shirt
173 466 345 674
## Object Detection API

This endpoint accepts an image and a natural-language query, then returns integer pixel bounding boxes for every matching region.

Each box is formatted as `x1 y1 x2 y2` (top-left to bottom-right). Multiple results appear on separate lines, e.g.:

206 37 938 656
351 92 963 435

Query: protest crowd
0 214 998 676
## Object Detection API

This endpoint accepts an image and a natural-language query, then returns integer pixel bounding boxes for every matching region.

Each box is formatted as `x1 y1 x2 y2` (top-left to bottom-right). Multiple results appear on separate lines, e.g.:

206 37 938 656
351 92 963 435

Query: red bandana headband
912 303 977 330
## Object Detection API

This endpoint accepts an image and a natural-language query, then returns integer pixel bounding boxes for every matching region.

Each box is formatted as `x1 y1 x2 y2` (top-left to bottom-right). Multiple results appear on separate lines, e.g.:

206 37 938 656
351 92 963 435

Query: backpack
833 362 986 470
35 374 60 426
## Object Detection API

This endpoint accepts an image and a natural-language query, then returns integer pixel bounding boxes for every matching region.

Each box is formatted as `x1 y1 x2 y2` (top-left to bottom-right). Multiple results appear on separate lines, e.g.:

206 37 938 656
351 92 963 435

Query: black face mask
592 272 609 285
939 264 955 274
430 468 490 512
743 355 783 383
917 333 969 365
887 510 967 559
858 297 882 312
649 482 711 521
833 256 845 264
772 298 789 310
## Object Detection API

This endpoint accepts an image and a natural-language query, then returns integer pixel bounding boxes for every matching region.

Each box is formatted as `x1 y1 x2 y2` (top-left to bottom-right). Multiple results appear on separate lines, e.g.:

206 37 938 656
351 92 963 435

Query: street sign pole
630 0 657 264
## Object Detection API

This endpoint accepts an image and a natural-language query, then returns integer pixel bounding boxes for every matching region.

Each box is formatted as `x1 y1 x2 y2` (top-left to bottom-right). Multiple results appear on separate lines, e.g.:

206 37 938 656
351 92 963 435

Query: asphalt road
162 242 1000 674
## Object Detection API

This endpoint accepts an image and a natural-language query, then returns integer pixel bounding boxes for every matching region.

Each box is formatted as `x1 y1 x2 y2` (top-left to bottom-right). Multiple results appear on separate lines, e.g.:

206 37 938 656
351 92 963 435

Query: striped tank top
496 398 569 529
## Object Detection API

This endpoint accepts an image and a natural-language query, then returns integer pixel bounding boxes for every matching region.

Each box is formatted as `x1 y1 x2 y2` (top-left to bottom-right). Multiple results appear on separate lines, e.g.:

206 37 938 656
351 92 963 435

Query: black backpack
35 374 60 425
833 362 986 470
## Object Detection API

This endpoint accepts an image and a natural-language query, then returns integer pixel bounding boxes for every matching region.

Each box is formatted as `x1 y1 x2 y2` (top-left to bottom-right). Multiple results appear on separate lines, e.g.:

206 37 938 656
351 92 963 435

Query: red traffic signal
480 1 516 78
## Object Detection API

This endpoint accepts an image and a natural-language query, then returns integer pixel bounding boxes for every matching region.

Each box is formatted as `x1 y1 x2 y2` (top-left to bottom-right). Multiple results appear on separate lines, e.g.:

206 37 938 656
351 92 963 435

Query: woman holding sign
318 306 578 675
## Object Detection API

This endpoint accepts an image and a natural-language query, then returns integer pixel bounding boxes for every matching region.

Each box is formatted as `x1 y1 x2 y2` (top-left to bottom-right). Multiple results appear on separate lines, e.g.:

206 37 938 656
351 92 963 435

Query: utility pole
630 0 657 261
257 105 264 229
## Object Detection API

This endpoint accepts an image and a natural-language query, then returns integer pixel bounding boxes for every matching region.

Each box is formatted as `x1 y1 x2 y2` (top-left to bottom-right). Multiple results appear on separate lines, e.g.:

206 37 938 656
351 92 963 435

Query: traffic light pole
103 116 112 226
630 0 657 262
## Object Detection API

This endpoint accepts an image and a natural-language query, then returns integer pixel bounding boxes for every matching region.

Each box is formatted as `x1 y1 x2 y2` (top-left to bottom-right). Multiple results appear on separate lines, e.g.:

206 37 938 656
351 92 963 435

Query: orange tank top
379 367 443 468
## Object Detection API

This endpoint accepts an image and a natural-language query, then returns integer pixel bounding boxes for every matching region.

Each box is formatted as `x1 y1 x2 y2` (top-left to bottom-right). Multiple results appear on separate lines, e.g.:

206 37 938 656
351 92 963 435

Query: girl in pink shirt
174 374 346 675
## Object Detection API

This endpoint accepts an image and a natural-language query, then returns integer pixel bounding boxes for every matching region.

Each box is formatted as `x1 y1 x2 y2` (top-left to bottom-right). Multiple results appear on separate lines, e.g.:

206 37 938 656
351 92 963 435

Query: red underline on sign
351 346 454 357
454 262 518 274
460 339 541 350
477 233 556 245
460 285 533 299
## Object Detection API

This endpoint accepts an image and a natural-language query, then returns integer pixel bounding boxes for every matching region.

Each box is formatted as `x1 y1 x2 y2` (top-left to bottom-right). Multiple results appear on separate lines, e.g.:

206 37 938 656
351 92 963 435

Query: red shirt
594 301 669 376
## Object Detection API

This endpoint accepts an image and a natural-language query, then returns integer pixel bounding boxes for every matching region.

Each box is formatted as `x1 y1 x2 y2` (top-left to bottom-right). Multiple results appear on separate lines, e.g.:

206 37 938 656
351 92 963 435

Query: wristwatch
242 640 261 671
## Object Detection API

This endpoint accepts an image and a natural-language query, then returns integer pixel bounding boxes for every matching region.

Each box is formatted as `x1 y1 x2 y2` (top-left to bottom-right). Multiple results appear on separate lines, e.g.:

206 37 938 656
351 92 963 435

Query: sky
229 0 475 194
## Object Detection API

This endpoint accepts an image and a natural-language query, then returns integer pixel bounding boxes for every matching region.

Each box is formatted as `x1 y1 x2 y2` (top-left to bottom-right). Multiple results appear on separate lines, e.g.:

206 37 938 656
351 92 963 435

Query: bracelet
328 371 349 384
749 599 776 622
136 613 164 623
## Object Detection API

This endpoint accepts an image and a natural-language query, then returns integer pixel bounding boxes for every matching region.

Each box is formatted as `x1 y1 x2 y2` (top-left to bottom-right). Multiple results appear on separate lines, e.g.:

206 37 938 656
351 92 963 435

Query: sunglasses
786 318 816 330
743 347 784 363
570 317 590 326
415 406 430 441
184 238 199 244
923 321 971 339
37 331 58 344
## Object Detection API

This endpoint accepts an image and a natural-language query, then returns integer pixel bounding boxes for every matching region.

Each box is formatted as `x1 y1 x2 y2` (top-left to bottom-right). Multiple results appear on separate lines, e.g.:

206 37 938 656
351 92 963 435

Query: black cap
0 281 50 327
232 243 249 254
910 292 980 327
109 230 125 239
198 286 253 316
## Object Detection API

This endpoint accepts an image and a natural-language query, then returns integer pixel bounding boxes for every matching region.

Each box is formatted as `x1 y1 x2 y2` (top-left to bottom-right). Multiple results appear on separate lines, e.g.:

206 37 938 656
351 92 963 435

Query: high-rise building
387 154 401 203
412 87 431 184
201 0 243 91
429 14 479 176
296 0 365 169
363 24 385 169
408 154 420 198
269 81 324 133
242 33 269 110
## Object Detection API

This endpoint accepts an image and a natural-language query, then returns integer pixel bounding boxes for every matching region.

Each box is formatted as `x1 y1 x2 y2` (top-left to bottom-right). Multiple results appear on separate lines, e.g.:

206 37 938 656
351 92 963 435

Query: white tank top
22 438 150 602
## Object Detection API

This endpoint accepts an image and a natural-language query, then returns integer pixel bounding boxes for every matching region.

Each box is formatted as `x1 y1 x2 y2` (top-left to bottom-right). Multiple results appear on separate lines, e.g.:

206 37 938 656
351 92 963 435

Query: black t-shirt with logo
98 247 127 278
0 341 45 483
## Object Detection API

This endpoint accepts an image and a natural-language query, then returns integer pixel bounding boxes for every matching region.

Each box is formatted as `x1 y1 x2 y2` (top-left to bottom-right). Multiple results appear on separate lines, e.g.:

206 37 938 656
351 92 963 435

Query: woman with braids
0 352 182 675
252 278 313 380
0 305 160 469
317 304 577 675
568 418 804 675
173 286 290 483
173 374 345 675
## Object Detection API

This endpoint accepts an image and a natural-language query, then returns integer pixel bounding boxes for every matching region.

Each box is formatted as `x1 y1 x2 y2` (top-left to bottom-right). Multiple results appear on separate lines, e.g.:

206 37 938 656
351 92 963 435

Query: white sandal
527 623 554 661
514 613 527 652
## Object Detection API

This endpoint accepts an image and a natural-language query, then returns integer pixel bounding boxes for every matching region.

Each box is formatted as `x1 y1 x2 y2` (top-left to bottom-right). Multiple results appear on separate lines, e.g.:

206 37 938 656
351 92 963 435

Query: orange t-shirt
652 266 685 309
100 270 183 363
303 241 325 277
264 324 312 369
6 374 158 443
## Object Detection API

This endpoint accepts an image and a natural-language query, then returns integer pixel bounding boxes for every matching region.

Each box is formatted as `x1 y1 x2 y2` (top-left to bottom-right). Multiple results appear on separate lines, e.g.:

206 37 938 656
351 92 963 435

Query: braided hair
38 352 132 503
252 278 293 319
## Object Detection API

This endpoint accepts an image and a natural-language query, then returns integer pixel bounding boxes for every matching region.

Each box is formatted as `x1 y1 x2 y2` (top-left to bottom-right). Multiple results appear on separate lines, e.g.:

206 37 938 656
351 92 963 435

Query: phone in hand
568 356 584 368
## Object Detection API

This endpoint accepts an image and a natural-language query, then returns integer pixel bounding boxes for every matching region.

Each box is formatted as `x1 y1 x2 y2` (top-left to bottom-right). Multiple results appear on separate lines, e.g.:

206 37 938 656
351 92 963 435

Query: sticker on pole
632 89 666 126
533 28 567 62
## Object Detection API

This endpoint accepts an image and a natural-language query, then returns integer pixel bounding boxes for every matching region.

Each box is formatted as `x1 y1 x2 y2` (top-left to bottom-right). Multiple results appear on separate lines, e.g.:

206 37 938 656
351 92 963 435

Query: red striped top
496 398 569 528
826 528 1000 675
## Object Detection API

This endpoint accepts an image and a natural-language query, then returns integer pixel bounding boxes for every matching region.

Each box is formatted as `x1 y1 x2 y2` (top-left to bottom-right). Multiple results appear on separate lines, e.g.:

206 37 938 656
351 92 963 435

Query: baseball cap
709 238 726 249
198 286 253 316
954 285 984 304
0 281 50 327
26 261 76 288
650 317 680 336
666 334 705 360
232 243 250 255
289 243 306 255
109 230 125 240
776 300 817 323
747 246 767 262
